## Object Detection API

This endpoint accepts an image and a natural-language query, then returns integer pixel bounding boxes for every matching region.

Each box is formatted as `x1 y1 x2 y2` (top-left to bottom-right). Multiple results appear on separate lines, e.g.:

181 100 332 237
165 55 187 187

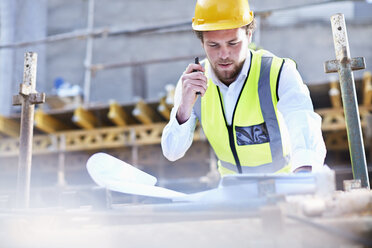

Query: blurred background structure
0 1 371 246
0 0 371 201
0 0 372 205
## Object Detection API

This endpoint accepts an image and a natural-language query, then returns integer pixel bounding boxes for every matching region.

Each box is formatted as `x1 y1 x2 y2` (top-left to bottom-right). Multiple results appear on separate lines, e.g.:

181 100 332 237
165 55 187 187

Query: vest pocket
235 123 270 146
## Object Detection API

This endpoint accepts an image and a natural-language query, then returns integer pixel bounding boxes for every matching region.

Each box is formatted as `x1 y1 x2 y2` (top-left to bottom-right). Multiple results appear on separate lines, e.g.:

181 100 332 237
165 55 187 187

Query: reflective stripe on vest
220 156 289 173
194 50 290 174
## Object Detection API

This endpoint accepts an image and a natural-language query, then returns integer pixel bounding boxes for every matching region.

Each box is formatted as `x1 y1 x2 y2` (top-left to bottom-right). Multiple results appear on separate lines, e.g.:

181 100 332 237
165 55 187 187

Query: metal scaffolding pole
324 13 370 189
83 0 95 104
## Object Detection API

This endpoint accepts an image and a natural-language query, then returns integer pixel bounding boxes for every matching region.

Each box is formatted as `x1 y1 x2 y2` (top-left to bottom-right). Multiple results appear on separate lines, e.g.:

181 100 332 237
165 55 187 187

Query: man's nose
219 46 230 60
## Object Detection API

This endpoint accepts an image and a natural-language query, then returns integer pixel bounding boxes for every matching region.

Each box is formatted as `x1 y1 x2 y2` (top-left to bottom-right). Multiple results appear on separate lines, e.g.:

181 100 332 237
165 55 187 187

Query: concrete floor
0 190 371 248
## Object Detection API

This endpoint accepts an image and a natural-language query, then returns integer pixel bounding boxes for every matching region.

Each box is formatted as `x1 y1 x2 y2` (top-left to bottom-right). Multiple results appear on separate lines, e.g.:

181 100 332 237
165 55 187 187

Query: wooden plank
165 84 175 106
34 109 70 133
108 101 133 126
316 106 372 131
0 135 57 157
62 123 166 151
329 80 342 108
72 107 97 129
133 124 164 145
0 137 20 157
0 115 20 138
0 123 187 157
45 95 83 110
316 106 372 116
324 131 349 150
363 71 372 107
132 99 160 124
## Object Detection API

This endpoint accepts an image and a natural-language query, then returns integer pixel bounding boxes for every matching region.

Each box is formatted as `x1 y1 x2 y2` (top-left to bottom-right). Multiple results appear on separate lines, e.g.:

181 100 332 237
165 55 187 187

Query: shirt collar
208 50 251 89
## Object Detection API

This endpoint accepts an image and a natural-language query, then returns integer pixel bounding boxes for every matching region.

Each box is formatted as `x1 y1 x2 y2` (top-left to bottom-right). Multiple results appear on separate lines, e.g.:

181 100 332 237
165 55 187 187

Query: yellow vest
194 49 292 176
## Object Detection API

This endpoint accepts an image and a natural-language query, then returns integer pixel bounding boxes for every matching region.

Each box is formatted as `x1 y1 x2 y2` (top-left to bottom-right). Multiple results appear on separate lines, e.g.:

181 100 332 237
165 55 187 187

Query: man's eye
229 42 238 46
209 44 218 47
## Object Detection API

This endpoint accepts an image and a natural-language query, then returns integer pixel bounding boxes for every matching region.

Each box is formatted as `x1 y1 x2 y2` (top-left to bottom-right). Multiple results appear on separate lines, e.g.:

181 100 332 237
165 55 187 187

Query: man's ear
247 30 253 43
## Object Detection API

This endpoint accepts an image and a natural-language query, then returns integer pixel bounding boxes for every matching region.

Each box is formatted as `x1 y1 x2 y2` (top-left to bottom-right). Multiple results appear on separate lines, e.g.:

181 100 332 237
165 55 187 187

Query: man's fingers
184 78 207 94
186 63 205 74
182 71 207 83
182 71 207 89
184 78 207 92
184 81 207 95
181 63 207 99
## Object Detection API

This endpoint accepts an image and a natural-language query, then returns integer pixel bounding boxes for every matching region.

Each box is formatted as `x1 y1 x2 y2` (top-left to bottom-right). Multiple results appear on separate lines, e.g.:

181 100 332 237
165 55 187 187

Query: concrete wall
45 0 199 104
0 0 47 115
260 22 372 84
258 1 372 84
1 0 372 111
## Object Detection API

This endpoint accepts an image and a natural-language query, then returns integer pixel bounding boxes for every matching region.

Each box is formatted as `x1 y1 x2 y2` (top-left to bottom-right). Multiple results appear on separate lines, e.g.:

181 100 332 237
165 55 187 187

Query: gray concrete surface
0 0 47 115
0 196 371 248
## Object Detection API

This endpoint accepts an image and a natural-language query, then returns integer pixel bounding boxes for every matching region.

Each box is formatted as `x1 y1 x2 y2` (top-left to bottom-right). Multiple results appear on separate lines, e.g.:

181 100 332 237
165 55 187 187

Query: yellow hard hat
192 0 254 31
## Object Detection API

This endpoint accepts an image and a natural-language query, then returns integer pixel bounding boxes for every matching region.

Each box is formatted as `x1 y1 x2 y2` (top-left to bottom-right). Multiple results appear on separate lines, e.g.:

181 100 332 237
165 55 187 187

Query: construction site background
1 0 372 113
0 0 371 207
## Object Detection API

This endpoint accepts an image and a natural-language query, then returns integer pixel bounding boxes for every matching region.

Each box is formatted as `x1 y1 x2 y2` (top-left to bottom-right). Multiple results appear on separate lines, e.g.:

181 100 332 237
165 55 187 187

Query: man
161 0 326 176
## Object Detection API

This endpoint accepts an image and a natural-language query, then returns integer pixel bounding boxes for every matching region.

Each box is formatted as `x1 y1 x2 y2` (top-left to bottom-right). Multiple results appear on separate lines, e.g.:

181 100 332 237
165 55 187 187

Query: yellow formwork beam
363 71 372 107
0 115 20 138
132 99 160 125
329 79 342 108
157 97 171 120
72 107 97 129
316 105 372 131
108 101 133 126
34 109 70 133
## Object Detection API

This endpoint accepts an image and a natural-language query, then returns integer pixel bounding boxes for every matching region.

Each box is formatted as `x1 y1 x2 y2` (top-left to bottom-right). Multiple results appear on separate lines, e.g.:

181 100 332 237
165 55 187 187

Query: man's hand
293 165 312 173
176 63 207 124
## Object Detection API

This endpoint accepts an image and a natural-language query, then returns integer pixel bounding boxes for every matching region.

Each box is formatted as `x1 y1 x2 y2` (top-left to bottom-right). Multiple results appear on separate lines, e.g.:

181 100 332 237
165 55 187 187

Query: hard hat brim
192 12 254 31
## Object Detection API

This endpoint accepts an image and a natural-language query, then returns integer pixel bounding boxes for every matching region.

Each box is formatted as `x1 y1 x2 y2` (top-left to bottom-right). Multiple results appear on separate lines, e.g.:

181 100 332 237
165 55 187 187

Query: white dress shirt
161 51 326 172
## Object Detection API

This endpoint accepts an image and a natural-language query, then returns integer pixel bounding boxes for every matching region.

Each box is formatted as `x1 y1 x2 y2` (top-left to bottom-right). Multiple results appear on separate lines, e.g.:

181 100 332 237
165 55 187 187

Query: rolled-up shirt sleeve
161 78 198 161
277 61 327 172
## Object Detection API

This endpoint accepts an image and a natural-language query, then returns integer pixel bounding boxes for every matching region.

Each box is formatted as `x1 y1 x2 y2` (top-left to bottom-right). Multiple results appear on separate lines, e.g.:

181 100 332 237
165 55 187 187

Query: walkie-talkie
193 57 201 95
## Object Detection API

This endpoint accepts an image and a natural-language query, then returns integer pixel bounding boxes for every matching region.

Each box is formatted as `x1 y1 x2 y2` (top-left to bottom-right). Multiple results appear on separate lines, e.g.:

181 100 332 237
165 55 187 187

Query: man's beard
212 59 245 85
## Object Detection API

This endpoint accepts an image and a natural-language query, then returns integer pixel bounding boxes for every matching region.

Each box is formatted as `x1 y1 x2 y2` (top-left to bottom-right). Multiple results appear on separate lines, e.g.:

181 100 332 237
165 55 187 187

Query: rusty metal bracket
324 57 365 73
13 93 45 106
29 92 46 104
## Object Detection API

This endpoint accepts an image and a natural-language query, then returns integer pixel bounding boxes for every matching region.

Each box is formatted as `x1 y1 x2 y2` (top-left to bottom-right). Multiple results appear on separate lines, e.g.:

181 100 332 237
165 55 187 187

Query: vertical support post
131 65 147 99
83 0 95 104
17 53 37 208
12 52 46 208
324 14 369 188
130 129 139 203
58 134 66 187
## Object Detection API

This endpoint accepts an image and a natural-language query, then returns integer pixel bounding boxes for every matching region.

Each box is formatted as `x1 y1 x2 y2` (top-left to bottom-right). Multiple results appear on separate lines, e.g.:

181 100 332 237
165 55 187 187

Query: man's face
202 28 250 85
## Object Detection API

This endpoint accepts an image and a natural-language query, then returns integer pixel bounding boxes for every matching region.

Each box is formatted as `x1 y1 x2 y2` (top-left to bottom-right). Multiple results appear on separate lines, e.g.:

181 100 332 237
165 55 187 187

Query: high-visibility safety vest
194 49 292 176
